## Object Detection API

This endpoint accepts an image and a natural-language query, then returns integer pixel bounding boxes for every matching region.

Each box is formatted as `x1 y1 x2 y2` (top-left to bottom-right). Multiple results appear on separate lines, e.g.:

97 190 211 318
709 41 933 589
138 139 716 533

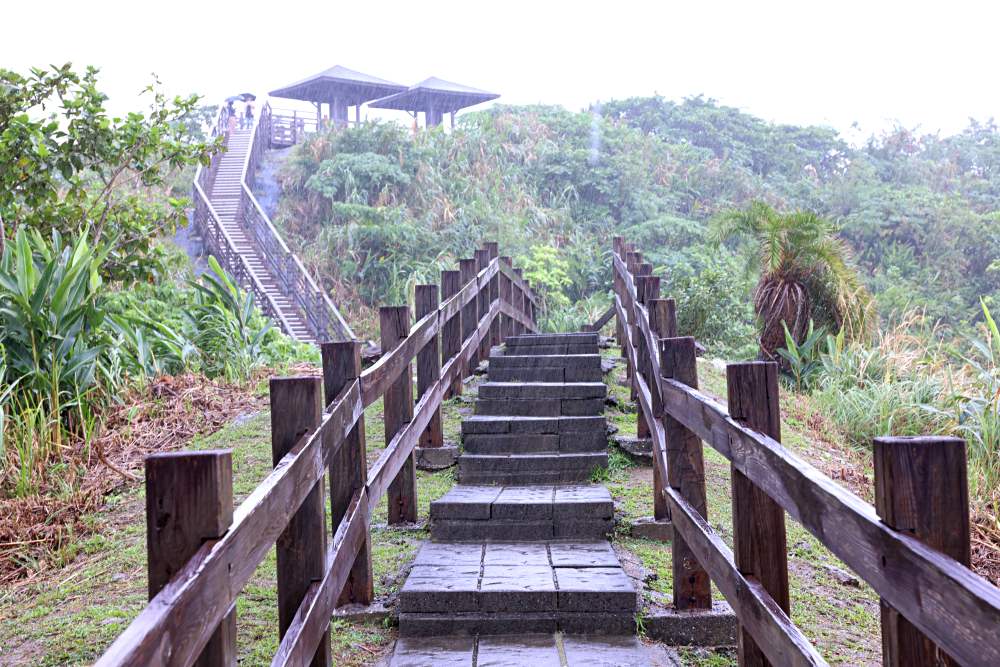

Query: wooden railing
268 108 319 147
243 105 354 342
611 236 1000 667
95 243 536 666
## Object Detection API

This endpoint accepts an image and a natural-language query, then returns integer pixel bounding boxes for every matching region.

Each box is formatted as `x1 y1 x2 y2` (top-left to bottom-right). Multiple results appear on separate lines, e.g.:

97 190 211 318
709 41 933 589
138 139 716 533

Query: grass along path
0 371 475 666
602 347 881 666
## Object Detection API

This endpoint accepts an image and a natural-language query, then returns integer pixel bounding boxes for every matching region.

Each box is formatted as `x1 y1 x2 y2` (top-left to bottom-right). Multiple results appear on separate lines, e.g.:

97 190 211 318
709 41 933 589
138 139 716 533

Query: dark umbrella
240 93 257 101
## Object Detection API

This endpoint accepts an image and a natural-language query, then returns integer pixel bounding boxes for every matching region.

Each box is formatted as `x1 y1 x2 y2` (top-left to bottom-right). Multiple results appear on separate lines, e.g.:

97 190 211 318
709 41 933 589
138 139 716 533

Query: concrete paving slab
389 635 474 666
477 635 561 667
562 635 650 666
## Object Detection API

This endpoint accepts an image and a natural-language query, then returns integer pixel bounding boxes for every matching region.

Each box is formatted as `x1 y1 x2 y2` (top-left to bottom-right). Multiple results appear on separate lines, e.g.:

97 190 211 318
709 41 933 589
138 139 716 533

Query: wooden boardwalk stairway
390 332 657 666
208 129 314 341
191 106 354 344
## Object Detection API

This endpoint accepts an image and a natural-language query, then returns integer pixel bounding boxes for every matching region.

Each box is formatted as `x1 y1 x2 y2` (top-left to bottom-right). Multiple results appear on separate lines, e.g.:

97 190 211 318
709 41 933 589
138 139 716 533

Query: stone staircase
390 332 655 666
208 129 314 342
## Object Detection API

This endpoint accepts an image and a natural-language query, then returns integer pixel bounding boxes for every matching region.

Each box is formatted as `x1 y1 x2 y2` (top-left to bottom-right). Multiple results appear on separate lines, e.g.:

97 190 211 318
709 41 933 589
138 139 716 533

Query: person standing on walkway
243 99 255 130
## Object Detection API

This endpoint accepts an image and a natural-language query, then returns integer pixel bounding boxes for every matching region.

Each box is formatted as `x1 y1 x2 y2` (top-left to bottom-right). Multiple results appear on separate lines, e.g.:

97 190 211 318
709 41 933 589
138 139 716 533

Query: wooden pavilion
268 65 406 128
368 77 499 128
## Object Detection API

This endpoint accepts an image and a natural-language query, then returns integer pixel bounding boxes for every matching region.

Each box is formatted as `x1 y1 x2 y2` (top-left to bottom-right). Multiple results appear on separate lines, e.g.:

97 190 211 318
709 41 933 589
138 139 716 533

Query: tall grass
787 308 998 525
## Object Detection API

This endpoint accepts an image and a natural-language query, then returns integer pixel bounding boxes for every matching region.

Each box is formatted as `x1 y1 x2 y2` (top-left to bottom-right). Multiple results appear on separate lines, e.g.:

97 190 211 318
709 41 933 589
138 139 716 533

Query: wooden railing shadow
610 235 1000 667
96 242 538 666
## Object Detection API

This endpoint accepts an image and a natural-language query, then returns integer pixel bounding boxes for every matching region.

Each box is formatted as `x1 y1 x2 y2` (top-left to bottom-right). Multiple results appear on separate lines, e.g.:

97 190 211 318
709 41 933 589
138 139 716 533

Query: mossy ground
1 350 881 666
0 370 477 666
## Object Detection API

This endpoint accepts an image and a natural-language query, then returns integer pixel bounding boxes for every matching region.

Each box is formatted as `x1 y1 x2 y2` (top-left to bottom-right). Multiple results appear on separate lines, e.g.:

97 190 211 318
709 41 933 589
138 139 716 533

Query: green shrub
0 228 113 494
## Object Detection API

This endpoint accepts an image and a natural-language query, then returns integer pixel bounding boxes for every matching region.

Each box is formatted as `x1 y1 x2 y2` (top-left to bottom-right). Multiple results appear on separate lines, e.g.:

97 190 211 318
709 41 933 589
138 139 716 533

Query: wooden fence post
514 268 526 335
525 280 535 329
475 247 491 363
727 361 789 666
629 258 650 402
484 241 500 347
660 336 712 610
499 257 513 342
648 297 674 523
624 252 640 382
634 275 661 444
146 450 235 667
415 285 443 448
873 436 970 667
459 258 478 372
381 306 418 523
321 342 374 606
441 270 463 397
612 238 626 355
270 376 330 667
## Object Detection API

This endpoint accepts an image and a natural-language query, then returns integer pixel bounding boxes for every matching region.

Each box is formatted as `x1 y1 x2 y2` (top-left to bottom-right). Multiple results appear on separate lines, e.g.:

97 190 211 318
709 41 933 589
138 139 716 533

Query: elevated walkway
191 106 353 343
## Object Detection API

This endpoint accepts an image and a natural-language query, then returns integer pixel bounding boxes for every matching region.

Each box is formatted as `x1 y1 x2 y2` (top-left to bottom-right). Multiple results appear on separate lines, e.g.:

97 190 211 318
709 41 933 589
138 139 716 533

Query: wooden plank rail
609 235 1000 667
97 245 536 667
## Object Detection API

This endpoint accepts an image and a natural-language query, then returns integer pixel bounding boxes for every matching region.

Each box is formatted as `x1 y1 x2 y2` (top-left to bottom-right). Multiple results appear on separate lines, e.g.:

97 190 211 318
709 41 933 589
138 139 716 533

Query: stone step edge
397 611 635 637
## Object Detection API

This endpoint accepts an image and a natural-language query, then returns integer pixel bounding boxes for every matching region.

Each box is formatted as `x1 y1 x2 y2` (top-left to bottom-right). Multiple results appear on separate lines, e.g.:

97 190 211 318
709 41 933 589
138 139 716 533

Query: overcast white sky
5 0 998 140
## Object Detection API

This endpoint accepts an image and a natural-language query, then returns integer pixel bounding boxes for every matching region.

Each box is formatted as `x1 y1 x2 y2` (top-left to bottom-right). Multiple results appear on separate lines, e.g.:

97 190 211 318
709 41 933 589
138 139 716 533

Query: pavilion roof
268 65 406 105
368 77 499 113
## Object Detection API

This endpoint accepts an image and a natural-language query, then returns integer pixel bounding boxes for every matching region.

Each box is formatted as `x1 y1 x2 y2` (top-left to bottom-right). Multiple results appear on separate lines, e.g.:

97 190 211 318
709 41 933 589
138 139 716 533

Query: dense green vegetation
274 97 1000 343
0 67 305 506
272 98 999 555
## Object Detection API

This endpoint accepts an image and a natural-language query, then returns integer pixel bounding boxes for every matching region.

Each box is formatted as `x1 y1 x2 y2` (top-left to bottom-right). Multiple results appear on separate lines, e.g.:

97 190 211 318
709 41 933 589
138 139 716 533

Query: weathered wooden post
646 294 672 525
499 257 514 341
145 450 235 666
484 241 500 347
873 436 970 667
660 337 712 610
629 257 650 402
441 270 463 397
270 376 331 666
321 341 374 606
459 258 479 373
381 306 418 523
514 268 531 334
622 251 640 388
634 275 661 443
727 361 789 666
415 285 443 449
612 237 625 354
475 247 491 363
525 280 536 329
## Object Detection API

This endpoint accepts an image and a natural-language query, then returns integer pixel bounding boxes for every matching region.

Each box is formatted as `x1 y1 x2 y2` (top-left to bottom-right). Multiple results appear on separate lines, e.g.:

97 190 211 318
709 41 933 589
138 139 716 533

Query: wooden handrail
97 242 536 666
612 241 1000 667
241 104 355 342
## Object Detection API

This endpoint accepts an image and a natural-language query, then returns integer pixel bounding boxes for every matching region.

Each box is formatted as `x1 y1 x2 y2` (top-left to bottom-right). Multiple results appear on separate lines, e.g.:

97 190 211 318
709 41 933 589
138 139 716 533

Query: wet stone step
462 416 606 454
505 333 599 346
430 485 613 541
398 542 636 636
474 383 606 418
486 366 602 383
504 343 600 356
478 383 606 400
389 633 653 666
488 354 602 370
474 398 605 418
458 452 607 485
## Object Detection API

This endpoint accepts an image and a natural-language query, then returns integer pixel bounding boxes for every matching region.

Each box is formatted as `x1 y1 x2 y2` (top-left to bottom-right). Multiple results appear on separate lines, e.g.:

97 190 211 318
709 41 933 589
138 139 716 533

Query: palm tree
710 201 874 360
